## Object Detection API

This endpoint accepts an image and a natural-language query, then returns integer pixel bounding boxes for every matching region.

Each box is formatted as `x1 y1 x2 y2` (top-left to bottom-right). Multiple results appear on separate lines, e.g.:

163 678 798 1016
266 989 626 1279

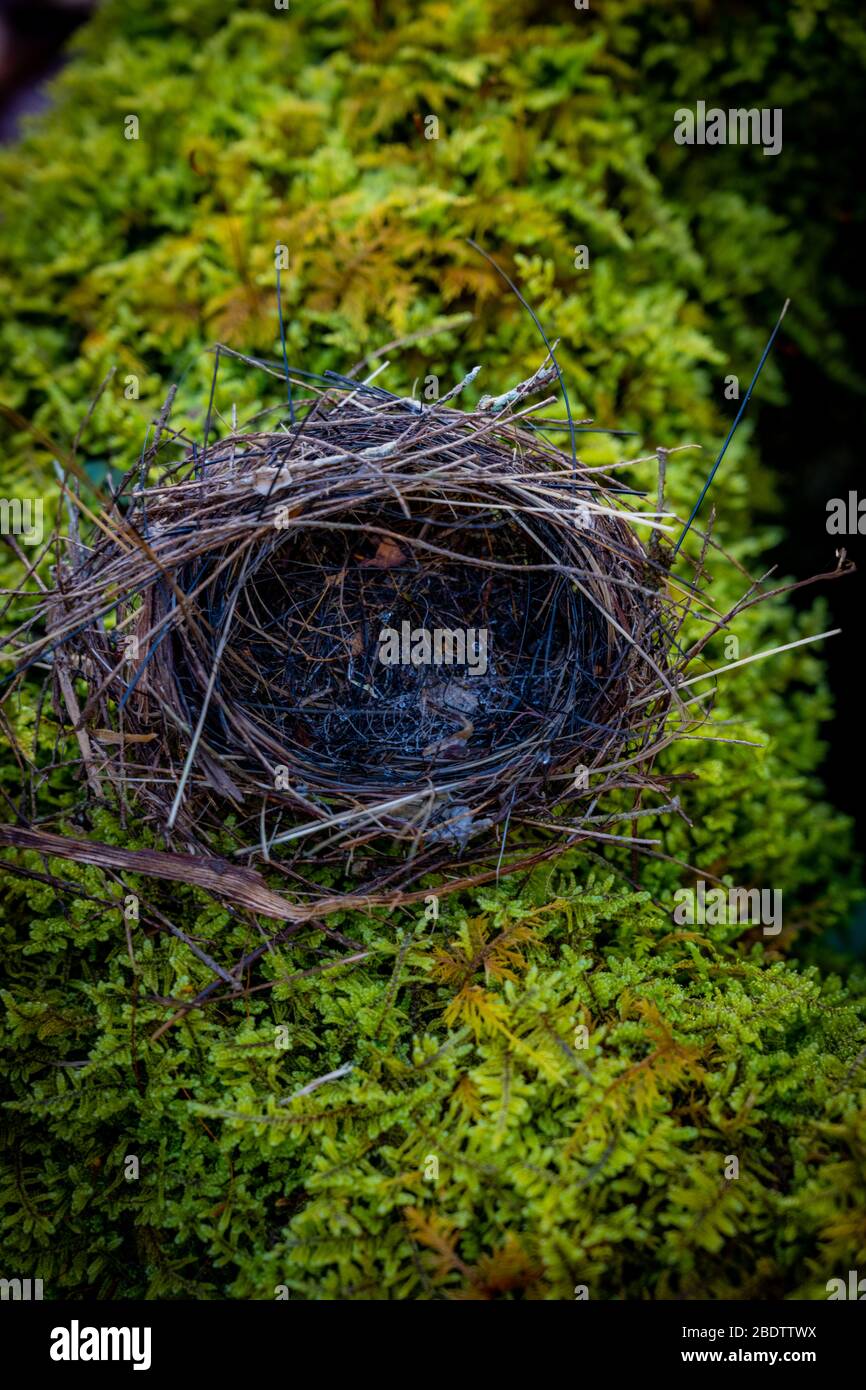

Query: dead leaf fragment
361 539 406 569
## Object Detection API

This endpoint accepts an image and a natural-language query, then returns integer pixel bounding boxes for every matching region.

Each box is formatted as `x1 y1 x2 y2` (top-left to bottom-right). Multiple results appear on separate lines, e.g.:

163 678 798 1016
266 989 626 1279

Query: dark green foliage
1 0 864 1298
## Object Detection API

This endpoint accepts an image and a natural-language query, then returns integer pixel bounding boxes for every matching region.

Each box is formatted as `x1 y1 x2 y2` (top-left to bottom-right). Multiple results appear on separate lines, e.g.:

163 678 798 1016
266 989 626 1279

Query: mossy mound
2 849 865 1299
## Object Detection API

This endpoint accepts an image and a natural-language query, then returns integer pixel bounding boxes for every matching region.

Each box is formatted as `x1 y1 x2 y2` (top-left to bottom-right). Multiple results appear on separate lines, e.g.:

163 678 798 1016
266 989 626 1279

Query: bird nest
5 350 702 916
2 293 851 941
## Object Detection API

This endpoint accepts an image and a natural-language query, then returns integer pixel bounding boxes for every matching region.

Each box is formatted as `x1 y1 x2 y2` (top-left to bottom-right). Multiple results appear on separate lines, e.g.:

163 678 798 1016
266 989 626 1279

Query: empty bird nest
1 343 788 922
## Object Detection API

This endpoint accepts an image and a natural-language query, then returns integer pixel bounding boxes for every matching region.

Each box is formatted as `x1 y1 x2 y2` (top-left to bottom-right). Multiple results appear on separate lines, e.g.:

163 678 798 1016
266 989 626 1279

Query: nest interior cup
60 373 673 878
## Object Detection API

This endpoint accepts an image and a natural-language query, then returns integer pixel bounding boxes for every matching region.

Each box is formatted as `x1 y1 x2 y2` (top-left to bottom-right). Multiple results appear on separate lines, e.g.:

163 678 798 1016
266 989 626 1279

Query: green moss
2 855 864 1298
1 0 863 1298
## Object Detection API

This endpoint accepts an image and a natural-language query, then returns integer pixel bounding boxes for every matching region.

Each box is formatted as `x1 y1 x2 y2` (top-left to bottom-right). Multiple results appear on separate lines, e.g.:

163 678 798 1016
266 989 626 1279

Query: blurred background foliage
1 0 864 1298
